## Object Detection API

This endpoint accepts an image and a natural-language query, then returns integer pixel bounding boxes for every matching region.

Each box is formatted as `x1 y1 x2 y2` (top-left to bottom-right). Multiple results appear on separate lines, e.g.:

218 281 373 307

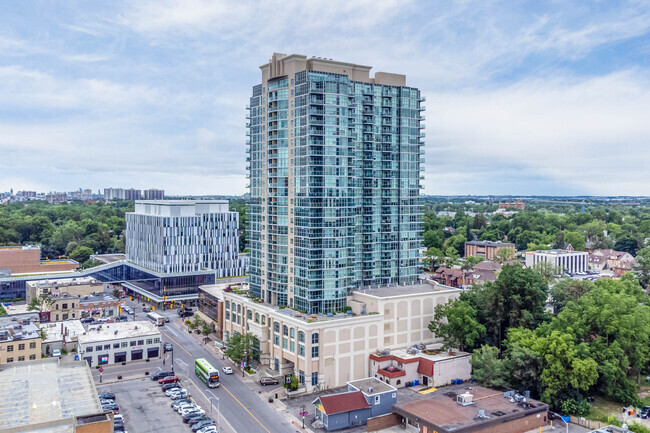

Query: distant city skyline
1 1 650 195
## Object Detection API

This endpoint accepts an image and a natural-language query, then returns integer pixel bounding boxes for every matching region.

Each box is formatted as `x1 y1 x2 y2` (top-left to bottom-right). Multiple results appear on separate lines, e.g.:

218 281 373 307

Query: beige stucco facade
203 281 461 391
0 318 42 365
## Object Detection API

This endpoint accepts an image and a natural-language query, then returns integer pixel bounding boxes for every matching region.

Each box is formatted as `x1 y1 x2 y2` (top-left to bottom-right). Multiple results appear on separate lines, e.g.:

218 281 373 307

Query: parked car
197 427 217 433
191 420 214 432
52 349 61 358
101 403 119 413
171 398 192 409
222 366 233 374
164 316 170 323
183 412 206 423
100 399 115 405
142 307 151 313
113 414 124 423
81 318 94 324
152 370 174 381
166 387 186 397
259 377 279 386
164 343 173 352
177 403 197 413
98 392 115 400
638 406 650 419
161 383 180 391
182 407 205 416
170 391 189 400
159 376 179 384
118 315 128 321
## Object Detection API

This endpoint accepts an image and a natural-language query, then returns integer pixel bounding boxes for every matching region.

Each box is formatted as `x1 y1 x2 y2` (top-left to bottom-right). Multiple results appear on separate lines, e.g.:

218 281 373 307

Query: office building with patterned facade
525 249 588 274
126 200 246 277
248 53 424 314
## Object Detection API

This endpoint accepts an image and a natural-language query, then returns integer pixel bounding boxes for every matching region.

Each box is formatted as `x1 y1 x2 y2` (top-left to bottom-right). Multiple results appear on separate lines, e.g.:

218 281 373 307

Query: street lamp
301 404 306 429
209 396 220 433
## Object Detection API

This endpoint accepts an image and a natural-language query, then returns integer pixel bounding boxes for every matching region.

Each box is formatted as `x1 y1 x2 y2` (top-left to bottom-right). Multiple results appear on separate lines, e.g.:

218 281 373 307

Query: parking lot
98 377 190 433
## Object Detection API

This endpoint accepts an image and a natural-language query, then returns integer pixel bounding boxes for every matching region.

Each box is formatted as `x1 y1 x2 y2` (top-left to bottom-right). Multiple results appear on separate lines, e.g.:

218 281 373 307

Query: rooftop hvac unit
457 392 474 406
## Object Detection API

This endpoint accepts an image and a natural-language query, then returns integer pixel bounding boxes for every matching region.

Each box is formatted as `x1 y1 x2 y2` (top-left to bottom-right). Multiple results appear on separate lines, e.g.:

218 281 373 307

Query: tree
494 247 514 264
471 265 548 351
423 229 443 249
225 333 260 367
69 246 94 264
564 231 586 251
443 247 460 267
471 345 506 388
634 247 650 288
504 338 543 398
28 293 52 312
423 247 444 270
549 278 592 313
112 288 122 299
614 234 639 255
532 261 559 283
428 300 485 352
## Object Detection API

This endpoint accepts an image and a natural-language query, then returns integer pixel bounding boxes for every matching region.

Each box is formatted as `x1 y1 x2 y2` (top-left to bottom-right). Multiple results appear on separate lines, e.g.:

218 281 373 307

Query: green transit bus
195 358 220 388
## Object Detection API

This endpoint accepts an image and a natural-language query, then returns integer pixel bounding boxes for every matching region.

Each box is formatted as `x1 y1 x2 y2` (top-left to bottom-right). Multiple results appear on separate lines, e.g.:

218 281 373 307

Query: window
255 313 260 323
71 303 75 308
396 381 401 386
283 337 288 349
298 331 305 343
226 311 230 320
261 316 266 325
18 343 25 351
29 354 36 360
7 344 14 352
130 341 136 347
237 304 241 313
95 345 102 351
290 341 295 352
29 342 36 349
225 300 230 309
312 333 319 344
374 395 380 405
311 346 319 358
290 328 295 338
62 313 68 320
104 344 110 350
18 356 25 361
6 358 13 363
113 343 119 349
392 392 397 398
274 322 280 333
154 338 160 343
62 303 68 309
121 342 128 348
311 372 318 386
146 339 153 345
283 325 288 336
298 345 305 356
87 346 93 352
247 310 252 320
138 340 144 346
299 370 305 384
274 335 280 346
55 304 59 310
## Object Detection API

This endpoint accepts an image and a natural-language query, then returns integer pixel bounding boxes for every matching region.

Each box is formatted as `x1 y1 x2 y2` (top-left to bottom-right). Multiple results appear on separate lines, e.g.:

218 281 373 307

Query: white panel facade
126 200 246 276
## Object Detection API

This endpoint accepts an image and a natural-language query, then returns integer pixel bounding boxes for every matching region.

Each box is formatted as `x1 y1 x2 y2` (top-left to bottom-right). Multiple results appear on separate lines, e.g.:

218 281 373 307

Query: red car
158 376 179 384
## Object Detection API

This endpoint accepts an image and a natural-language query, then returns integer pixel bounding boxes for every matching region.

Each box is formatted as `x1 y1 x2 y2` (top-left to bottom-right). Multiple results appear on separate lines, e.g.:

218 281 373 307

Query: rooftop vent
477 410 490 419
368 387 373 393
457 392 474 406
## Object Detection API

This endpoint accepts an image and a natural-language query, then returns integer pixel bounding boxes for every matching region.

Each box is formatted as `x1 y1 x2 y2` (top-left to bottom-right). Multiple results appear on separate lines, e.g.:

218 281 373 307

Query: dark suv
638 406 650 419
151 370 174 381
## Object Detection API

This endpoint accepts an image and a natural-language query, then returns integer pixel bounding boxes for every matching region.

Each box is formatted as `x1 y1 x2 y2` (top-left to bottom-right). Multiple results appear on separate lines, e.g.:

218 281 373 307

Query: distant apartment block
18 190 37 198
104 187 124 200
45 192 67 204
464 240 515 260
525 249 588 273
499 200 525 210
143 188 165 200
124 188 141 201
125 200 246 276
0 245 79 276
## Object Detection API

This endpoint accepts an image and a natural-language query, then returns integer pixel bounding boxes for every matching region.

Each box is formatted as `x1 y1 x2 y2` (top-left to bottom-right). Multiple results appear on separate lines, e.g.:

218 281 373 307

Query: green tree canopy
428 300 485 352
225 333 260 367
470 345 506 388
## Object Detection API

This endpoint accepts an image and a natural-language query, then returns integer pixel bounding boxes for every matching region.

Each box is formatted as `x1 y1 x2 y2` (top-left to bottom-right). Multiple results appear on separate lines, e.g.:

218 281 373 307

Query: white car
181 407 204 416
198 427 217 433
177 403 196 413
165 387 183 396
222 366 233 374
170 391 189 400
52 349 61 358
114 414 124 423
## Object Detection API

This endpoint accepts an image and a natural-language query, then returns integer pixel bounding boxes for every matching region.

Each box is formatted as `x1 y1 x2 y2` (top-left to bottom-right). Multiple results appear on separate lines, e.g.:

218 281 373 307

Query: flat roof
354 281 461 298
392 385 548 433
0 358 103 430
527 249 587 255
465 240 515 247
90 253 126 264
135 199 228 205
27 277 99 287
78 320 160 344
347 377 396 395
0 317 41 341
41 320 86 343
373 347 471 363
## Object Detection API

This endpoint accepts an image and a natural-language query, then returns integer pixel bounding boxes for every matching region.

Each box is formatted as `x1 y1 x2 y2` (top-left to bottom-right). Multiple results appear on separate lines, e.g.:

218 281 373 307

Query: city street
96 297 297 433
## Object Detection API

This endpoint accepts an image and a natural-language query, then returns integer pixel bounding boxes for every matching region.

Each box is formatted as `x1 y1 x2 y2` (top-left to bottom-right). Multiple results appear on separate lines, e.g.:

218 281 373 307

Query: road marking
165 324 180 338
160 327 270 433
176 359 188 369
221 384 271 433
160 329 192 357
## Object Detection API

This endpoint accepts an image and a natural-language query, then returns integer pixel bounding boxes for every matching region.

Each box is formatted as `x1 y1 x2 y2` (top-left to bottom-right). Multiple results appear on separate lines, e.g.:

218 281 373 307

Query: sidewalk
184 323 316 432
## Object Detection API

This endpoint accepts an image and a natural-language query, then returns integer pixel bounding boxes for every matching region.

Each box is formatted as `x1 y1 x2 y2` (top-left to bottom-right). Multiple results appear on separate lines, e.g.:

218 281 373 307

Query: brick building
0 245 78 276
464 241 516 261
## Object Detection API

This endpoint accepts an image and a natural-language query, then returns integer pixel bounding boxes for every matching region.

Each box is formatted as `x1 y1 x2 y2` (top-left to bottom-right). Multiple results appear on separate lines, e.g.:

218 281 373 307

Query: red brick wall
367 413 401 432
0 248 77 274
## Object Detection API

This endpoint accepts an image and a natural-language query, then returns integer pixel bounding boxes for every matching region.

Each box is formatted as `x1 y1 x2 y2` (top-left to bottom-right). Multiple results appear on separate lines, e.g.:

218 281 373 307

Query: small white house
78 321 162 366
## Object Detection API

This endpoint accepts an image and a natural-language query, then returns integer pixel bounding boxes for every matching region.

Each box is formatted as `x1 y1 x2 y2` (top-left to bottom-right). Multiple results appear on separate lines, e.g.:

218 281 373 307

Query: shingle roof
316 391 371 415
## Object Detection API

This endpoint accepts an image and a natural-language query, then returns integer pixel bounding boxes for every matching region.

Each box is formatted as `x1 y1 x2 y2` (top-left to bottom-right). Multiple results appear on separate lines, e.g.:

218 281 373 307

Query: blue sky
1 0 650 196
